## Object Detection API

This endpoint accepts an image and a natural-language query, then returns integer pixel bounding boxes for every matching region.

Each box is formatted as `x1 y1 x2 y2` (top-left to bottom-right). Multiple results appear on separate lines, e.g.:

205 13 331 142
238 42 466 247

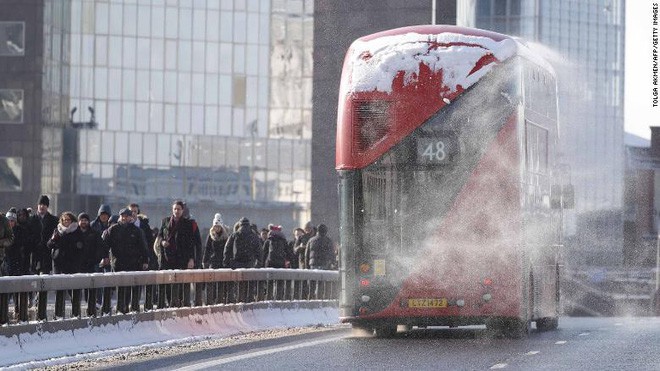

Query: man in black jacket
102 208 149 313
30 195 58 274
223 217 261 269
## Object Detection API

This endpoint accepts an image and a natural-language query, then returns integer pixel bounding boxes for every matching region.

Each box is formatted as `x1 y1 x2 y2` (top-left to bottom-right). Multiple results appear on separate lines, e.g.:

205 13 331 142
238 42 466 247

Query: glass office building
52 0 311 228
459 0 626 264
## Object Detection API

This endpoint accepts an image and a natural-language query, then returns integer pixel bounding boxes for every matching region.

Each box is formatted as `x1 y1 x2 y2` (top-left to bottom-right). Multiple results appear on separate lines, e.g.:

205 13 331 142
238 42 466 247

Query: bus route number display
416 137 456 165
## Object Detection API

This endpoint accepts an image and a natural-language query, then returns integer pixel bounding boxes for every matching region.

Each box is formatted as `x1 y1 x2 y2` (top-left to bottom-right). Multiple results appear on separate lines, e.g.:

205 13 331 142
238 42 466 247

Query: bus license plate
408 298 447 308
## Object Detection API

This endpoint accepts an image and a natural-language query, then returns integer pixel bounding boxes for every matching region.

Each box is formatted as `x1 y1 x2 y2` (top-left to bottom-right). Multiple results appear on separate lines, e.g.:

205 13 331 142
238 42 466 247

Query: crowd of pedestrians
0 195 338 279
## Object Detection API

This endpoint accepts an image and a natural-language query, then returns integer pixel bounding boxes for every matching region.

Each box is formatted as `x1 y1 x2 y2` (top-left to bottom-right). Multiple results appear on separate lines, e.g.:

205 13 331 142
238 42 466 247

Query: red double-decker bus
336 25 572 337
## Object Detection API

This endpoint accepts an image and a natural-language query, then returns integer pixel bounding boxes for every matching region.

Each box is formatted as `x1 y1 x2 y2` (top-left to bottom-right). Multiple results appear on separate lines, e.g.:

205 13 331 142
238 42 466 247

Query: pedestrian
77 213 105 274
30 195 57 274
305 224 334 270
90 204 112 234
102 208 149 313
223 217 261 269
128 203 158 270
47 211 84 274
298 221 316 269
156 200 195 270
77 212 106 313
2 209 22 276
203 213 229 269
262 224 288 268
291 227 305 269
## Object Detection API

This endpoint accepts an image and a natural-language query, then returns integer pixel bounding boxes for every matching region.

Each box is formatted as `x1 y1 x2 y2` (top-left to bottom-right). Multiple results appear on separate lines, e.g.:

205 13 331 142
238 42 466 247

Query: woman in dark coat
47 211 84 274
203 213 230 269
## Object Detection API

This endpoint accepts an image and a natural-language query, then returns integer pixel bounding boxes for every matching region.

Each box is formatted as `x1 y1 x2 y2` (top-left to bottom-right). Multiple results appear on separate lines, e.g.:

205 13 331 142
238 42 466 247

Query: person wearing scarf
157 200 195 270
47 211 84 274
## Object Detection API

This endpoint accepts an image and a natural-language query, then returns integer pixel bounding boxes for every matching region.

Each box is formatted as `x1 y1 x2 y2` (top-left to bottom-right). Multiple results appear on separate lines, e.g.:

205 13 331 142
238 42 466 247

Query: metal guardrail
0 269 339 328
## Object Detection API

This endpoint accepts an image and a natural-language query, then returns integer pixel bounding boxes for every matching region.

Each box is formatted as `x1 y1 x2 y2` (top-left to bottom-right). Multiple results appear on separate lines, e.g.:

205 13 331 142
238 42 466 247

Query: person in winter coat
47 211 85 274
90 204 112 234
30 195 58 274
3 209 25 276
305 224 334 270
128 203 158 271
0 212 13 277
223 217 262 269
182 202 203 269
289 228 305 269
203 213 229 269
102 208 149 313
90 204 113 272
262 224 288 268
77 213 106 274
156 200 195 270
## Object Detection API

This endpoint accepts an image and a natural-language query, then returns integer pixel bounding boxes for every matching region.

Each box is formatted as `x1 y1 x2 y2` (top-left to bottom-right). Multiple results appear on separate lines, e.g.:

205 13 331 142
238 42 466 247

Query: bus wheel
374 325 397 338
536 317 559 331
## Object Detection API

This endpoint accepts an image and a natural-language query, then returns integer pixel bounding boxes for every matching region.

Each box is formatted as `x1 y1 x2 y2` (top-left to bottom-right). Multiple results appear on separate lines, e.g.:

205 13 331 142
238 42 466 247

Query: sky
625 0 659 140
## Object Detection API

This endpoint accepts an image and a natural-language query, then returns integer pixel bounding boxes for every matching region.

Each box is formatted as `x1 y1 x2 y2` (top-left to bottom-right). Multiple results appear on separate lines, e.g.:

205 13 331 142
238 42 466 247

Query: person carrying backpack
262 224 288 268
223 217 261 269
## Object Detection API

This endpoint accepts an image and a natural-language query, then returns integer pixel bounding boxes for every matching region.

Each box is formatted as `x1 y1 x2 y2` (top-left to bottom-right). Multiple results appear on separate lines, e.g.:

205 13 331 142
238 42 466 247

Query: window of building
0 22 25 56
233 75 246 107
0 157 22 191
0 89 23 123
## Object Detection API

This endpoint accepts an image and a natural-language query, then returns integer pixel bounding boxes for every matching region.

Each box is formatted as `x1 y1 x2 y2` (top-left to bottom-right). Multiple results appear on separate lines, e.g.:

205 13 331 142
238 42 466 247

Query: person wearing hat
203 213 229 269
3 209 31 277
0 210 15 276
223 217 262 269
29 194 58 274
102 207 150 313
77 212 105 274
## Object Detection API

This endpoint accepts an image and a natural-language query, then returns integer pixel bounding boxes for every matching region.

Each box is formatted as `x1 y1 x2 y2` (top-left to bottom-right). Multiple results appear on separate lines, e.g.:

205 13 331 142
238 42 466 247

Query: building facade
1 0 313 232
458 0 626 266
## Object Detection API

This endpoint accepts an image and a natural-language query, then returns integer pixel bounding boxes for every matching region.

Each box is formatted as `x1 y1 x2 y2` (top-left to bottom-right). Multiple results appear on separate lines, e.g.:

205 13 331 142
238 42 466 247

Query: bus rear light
482 293 492 302
359 307 370 315
360 279 370 287
361 295 371 302
359 263 371 273
483 278 493 286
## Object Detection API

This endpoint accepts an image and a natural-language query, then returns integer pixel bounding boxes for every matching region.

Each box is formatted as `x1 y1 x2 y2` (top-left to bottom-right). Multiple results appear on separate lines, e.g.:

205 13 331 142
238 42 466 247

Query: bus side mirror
550 184 575 209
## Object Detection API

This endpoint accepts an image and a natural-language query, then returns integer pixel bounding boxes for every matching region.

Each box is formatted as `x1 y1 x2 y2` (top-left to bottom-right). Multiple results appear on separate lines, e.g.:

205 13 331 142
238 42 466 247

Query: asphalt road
100 317 660 371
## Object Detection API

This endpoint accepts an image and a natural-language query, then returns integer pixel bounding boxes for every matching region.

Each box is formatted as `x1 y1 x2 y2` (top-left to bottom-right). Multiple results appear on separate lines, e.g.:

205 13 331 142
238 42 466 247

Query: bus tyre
374 325 397 338
536 317 559 331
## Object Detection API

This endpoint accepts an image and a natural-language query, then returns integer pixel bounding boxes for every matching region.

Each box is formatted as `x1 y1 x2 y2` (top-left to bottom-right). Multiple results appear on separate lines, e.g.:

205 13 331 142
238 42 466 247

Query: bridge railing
0 269 339 325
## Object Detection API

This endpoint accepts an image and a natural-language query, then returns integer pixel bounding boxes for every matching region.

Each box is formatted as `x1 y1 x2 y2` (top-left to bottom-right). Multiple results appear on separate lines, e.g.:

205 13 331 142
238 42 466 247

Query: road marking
555 340 567 345
526 351 540 355
174 335 344 370
614 322 623 326
490 363 508 369
579 332 590 336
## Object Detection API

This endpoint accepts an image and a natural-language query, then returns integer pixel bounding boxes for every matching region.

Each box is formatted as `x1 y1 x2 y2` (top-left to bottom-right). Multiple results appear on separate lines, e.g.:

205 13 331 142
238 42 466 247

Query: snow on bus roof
345 30 552 95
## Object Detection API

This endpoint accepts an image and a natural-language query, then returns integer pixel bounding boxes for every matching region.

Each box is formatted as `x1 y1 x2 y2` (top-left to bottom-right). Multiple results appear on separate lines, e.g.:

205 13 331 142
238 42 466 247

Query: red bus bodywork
336 25 562 337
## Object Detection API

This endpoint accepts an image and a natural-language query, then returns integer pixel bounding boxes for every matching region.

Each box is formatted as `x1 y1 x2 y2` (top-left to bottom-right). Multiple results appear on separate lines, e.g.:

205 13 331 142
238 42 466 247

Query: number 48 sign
416 137 454 164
